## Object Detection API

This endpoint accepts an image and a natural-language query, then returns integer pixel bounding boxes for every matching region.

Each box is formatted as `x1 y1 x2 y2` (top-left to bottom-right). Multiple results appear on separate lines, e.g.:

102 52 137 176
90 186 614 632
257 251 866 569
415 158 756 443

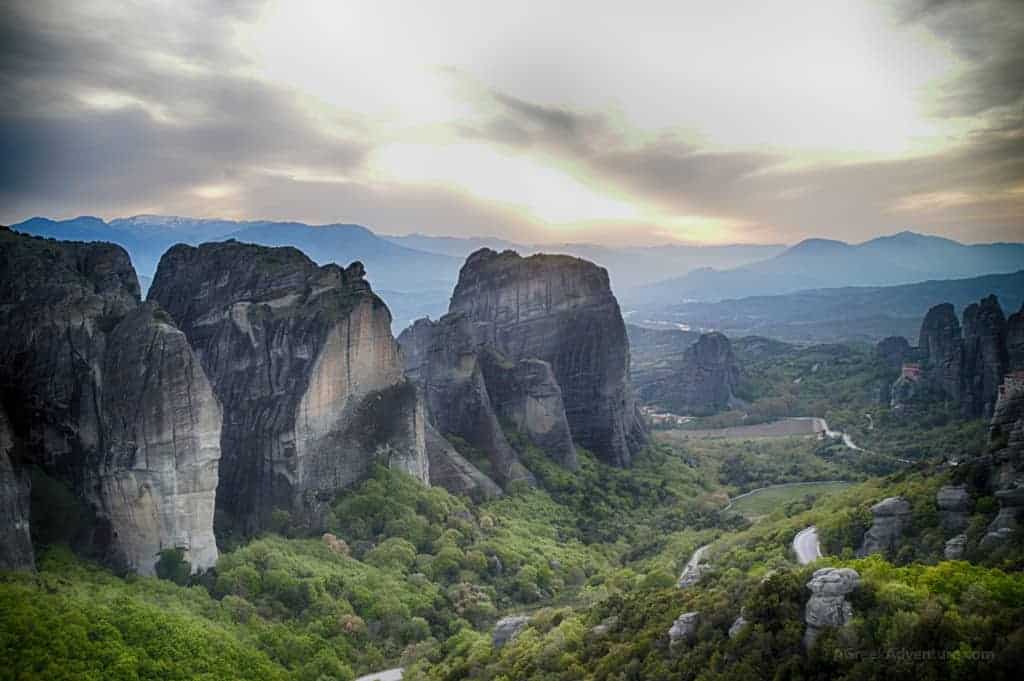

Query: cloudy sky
1 0 1021 245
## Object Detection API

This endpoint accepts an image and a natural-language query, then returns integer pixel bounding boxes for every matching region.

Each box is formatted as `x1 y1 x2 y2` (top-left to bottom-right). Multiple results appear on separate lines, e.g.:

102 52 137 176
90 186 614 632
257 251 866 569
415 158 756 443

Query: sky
0 0 1022 246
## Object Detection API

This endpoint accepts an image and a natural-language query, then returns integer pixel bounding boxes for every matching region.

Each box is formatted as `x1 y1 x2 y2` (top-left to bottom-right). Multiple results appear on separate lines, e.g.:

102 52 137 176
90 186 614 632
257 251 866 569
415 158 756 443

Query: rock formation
1007 304 1024 372
919 302 965 404
889 372 922 413
479 353 577 470
982 487 1024 548
98 303 222 572
803 567 859 648
637 332 739 416
936 485 971 533
591 615 618 638
399 315 532 488
857 497 911 557
492 615 530 648
0 406 33 571
893 296 1016 418
668 611 701 647
944 534 967 560
0 228 221 574
982 382 1024 549
423 422 503 501
876 335 912 370
961 295 1009 418
447 249 646 467
149 240 428 535
728 614 749 639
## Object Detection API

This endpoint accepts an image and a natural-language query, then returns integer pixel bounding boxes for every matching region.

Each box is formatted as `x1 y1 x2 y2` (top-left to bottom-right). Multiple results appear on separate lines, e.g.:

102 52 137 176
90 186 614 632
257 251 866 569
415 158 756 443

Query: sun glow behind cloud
370 142 639 225
3 0 1019 244
231 0 988 243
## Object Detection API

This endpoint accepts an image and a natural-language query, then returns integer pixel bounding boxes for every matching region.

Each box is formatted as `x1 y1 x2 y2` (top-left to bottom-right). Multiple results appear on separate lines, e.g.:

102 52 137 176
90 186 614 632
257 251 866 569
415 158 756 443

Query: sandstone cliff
0 228 220 574
98 303 222 572
150 240 428 534
636 332 739 416
447 249 646 467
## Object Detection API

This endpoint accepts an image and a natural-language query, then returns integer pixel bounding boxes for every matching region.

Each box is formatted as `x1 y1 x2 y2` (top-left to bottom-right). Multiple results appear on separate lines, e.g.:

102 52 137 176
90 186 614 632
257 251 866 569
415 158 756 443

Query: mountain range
12 217 1024 337
623 231 1024 309
628 270 1024 344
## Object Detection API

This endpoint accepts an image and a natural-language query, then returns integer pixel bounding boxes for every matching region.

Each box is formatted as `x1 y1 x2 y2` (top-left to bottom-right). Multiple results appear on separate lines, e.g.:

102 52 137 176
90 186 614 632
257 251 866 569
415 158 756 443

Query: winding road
793 526 822 565
354 668 403 681
722 480 848 512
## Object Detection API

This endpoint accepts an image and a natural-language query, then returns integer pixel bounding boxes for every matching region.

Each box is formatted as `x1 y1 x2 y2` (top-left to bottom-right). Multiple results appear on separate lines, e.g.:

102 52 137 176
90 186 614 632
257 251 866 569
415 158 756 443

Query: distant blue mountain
12 216 460 300
387 233 785 289
13 215 240 281
626 231 1024 307
629 269 1024 344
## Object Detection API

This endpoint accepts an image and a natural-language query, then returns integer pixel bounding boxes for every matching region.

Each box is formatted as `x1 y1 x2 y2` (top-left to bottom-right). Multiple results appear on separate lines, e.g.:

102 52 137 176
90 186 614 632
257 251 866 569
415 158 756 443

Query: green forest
3 340 1023 680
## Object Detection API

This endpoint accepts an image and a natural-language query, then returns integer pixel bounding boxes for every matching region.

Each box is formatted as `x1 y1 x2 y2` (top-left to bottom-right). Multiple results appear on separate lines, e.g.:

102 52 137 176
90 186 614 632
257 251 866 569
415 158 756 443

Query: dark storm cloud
897 0 1024 116
464 88 777 207
0 0 367 219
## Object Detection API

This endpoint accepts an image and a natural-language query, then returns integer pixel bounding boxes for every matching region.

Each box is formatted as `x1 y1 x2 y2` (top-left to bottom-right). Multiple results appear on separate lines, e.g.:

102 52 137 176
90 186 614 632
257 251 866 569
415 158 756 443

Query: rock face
150 241 428 534
936 485 971 533
638 332 740 416
728 615 749 639
919 303 963 403
447 249 646 467
988 374 1024 489
423 421 503 501
98 303 222 572
900 297 1016 418
876 335 912 370
803 567 859 648
982 487 1024 549
1007 304 1024 372
492 615 530 648
479 353 577 469
944 534 967 560
0 229 221 574
668 611 701 647
961 296 1009 418
0 406 33 571
964 370 1024 551
591 615 618 638
399 315 532 488
889 373 921 413
858 497 911 557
